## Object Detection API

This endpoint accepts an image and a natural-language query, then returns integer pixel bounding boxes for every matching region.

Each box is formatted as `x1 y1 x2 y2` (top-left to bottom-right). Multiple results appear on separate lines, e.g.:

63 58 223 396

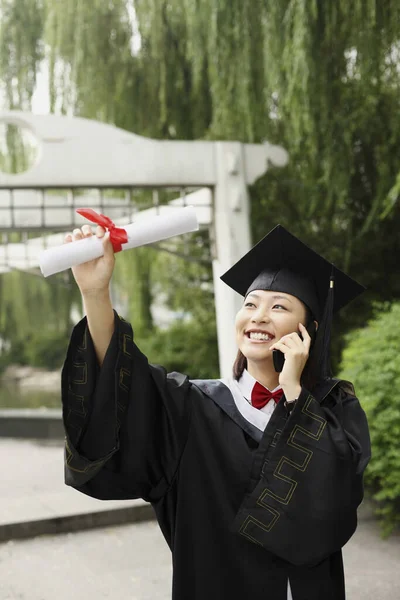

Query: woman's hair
233 304 320 390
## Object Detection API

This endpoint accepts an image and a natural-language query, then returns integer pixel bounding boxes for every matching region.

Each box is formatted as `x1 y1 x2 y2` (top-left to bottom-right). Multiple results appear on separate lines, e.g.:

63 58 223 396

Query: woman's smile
244 329 275 343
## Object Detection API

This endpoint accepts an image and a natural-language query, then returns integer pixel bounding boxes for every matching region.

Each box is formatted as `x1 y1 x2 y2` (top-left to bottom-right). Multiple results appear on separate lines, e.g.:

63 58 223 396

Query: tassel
317 274 335 380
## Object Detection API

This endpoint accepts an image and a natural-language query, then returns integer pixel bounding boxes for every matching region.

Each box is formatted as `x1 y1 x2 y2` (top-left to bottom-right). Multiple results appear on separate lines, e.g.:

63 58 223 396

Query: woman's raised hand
64 225 115 296
269 323 311 401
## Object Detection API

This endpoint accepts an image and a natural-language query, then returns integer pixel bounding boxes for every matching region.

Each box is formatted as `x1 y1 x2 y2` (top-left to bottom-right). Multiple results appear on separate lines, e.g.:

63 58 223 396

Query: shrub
0 329 70 372
137 318 220 380
339 302 400 535
24 329 70 370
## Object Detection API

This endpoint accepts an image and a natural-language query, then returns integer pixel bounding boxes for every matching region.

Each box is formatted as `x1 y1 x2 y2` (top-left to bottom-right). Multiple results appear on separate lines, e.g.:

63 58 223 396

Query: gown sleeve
61 311 192 503
232 382 371 567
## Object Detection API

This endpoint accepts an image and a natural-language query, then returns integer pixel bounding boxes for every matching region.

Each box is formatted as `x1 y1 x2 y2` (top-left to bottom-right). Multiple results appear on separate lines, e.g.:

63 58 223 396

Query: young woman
62 223 370 600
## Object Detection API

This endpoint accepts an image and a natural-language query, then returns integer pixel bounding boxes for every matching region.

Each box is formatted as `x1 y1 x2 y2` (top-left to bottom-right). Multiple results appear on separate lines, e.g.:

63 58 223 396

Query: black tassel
316 274 335 380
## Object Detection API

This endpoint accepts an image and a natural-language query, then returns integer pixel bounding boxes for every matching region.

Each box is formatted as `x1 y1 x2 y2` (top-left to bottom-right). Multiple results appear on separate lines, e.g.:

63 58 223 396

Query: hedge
339 302 400 534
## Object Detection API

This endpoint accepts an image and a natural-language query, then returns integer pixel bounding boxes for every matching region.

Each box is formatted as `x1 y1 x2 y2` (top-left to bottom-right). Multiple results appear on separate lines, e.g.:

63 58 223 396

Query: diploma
39 206 199 277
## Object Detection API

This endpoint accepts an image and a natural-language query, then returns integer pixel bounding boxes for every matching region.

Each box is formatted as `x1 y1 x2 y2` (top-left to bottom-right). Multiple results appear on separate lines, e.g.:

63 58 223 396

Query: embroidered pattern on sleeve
239 394 327 543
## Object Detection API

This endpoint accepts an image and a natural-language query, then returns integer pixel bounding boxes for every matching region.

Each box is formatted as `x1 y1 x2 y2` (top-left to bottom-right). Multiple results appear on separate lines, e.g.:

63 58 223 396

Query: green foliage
2 0 400 384
0 0 44 108
0 339 27 373
1 327 69 370
137 316 219 380
339 303 400 534
0 269 81 372
24 328 70 369
0 122 40 174
150 229 213 316
38 0 400 324
45 0 132 118
113 246 155 337
115 227 217 377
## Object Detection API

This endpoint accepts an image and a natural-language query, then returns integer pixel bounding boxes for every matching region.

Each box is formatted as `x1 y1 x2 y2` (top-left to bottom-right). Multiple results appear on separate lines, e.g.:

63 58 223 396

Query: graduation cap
221 224 365 381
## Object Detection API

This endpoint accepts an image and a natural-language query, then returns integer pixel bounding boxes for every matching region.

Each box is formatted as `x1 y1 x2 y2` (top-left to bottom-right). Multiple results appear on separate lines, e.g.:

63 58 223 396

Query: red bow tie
251 382 284 409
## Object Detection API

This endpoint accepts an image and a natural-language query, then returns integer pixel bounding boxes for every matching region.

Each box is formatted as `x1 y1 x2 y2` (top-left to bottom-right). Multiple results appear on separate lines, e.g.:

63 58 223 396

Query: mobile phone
272 321 317 373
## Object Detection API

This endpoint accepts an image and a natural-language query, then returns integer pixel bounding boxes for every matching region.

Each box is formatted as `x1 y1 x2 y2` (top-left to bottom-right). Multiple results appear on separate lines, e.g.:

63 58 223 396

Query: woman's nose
251 308 270 323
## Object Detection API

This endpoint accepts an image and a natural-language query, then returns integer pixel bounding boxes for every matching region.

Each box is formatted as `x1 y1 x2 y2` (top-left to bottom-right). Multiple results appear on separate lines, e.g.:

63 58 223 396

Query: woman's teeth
248 332 272 341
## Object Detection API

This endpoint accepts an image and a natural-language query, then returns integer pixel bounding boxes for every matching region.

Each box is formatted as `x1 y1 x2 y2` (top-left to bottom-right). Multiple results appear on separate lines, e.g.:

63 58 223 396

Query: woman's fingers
65 226 96 244
284 334 300 347
298 323 312 350
278 329 311 351
269 340 288 353
102 232 115 260
298 323 310 339
82 224 93 237
273 333 302 350
96 225 107 238
65 225 111 249
270 331 308 354
64 229 83 243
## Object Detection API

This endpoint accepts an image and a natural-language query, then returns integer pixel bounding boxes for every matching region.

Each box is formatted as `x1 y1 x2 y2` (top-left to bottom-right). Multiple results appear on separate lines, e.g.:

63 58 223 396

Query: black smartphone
272 321 317 373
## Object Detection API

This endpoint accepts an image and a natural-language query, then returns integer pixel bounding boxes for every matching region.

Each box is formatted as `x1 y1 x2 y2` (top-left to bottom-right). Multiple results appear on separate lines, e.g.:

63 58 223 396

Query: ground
0 516 399 599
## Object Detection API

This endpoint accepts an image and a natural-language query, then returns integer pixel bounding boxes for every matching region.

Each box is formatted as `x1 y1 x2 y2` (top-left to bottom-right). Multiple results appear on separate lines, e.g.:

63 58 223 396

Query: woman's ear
314 320 319 331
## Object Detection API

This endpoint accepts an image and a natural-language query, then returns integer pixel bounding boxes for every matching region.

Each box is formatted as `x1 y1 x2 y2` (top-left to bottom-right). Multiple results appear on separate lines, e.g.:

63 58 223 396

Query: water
0 382 60 409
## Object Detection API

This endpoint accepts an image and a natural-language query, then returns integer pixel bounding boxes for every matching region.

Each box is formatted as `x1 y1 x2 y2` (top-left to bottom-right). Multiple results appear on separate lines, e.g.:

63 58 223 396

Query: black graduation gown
62 313 371 600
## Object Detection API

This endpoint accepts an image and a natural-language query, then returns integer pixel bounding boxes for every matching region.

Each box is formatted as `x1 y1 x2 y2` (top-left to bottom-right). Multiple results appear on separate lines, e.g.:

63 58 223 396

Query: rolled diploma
39 206 199 277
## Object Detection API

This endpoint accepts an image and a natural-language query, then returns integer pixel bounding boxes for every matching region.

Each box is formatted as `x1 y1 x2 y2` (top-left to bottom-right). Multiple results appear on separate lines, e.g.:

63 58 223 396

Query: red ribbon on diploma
76 208 129 253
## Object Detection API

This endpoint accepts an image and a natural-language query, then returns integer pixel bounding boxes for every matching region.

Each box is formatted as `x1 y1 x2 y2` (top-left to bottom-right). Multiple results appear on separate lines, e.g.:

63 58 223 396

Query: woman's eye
244 302 255 308
273 304 287 310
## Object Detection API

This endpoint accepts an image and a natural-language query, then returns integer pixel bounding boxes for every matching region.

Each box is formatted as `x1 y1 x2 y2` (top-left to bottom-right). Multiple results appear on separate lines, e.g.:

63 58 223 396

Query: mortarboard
220 224 366 381
220 224 365 320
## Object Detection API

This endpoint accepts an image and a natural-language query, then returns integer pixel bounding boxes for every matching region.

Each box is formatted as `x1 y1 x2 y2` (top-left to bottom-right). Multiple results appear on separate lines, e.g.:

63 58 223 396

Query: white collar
237 369 282 402
219 377 274 431
217 371 282 432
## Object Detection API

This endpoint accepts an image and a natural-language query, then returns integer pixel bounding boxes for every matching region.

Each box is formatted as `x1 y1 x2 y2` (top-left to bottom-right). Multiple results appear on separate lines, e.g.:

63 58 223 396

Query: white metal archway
0 111 289 377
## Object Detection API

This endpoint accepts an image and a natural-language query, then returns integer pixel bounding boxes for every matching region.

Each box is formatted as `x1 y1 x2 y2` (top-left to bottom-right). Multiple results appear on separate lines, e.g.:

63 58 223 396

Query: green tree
0 268 81 371
0 0 82 370
0 0 44 109
1 1 400 377
339 302 400 534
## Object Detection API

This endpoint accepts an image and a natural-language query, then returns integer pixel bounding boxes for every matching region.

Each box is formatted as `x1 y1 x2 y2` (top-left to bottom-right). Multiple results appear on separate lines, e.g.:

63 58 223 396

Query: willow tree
260 1 400 228
132 1 400 244
2 0 400 369
0 0 44 171
132 0 400 346
38 0 214 339
0 0 80 369
0 0 44 108
44 0 133 119
256 0 400 340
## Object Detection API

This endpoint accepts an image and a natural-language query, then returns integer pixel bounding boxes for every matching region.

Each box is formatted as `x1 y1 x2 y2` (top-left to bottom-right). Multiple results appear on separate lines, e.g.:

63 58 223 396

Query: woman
62 223 370 600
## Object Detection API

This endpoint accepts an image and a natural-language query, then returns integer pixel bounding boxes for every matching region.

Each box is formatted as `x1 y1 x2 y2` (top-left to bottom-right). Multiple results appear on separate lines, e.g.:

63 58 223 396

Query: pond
0 383 60 409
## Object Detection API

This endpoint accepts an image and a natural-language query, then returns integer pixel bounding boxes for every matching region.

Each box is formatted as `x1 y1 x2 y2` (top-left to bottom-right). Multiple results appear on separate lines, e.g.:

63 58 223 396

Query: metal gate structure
0 111 288 377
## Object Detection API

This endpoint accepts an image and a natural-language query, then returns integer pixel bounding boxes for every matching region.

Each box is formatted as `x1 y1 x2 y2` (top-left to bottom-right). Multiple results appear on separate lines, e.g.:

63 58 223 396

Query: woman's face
235 289 308 366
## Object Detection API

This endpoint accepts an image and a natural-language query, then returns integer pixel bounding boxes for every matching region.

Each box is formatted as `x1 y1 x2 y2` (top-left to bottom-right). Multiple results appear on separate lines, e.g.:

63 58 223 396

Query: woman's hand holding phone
269 323 313 401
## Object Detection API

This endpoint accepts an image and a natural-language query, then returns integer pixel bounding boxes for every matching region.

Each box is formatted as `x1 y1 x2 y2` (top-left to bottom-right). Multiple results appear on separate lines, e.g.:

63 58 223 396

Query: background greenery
0 0 399 530
339 303 400 535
